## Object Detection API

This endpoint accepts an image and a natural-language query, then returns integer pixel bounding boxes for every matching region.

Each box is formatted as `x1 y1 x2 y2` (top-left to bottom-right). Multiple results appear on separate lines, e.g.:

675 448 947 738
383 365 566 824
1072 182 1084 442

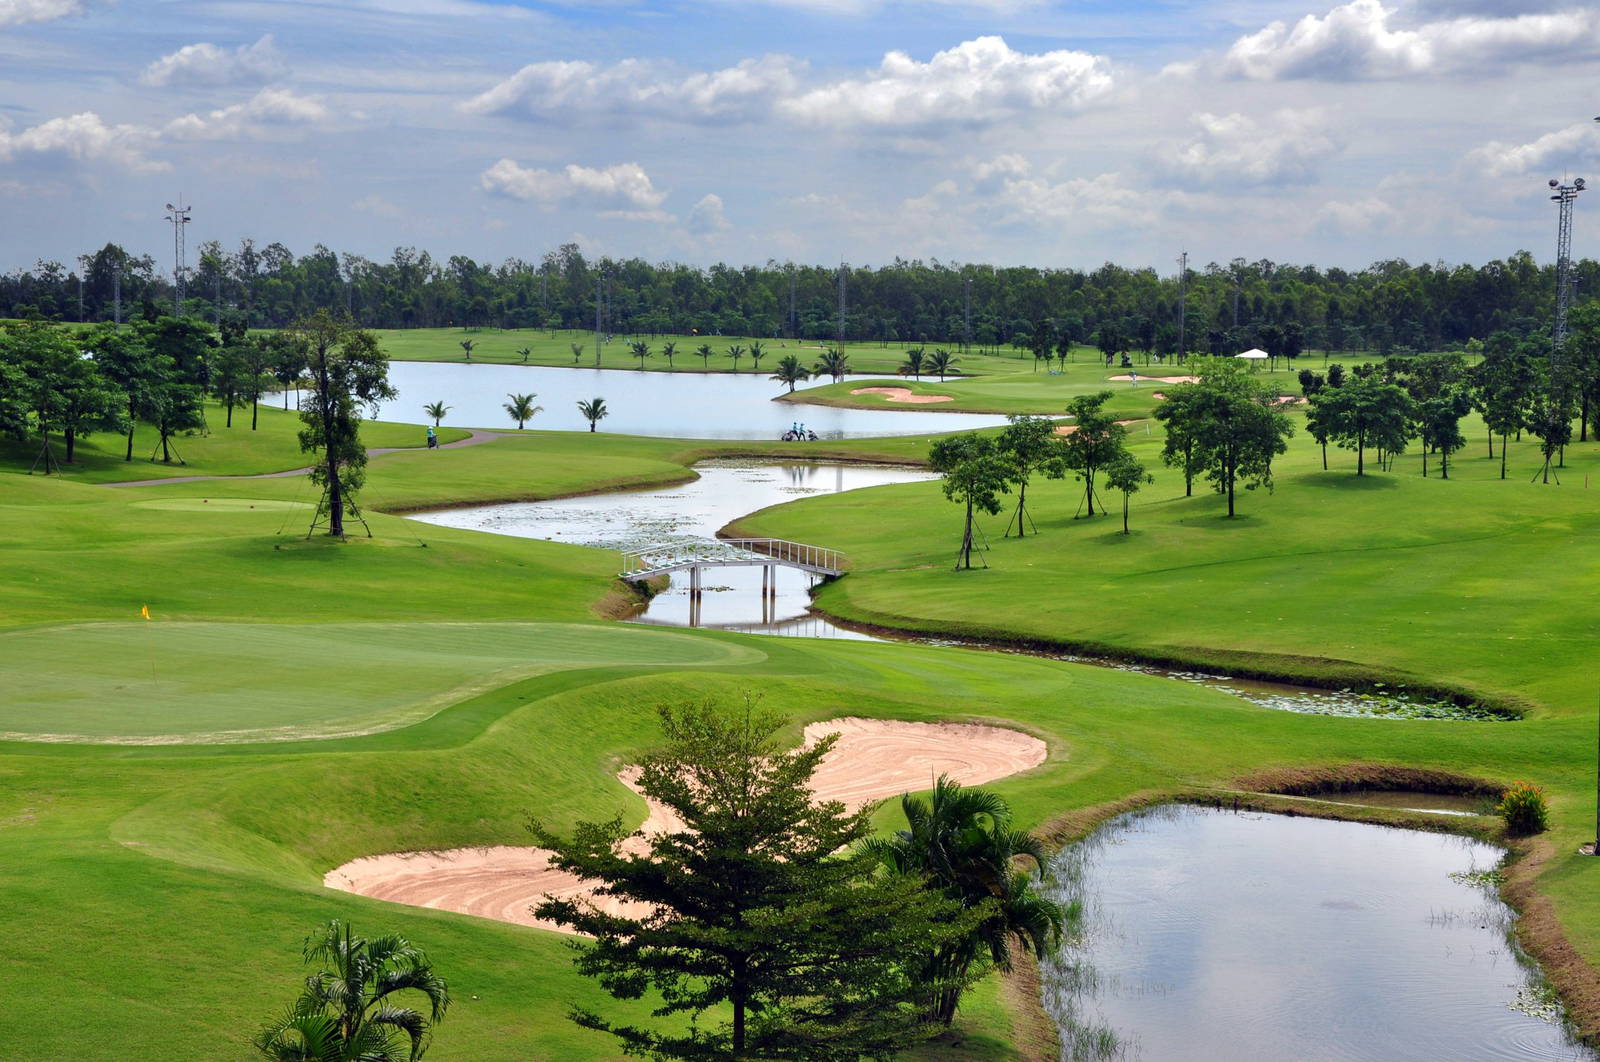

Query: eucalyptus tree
929 433 1011 569
422 401 450 427
576 396 608 432
288 311 395 537
900 346 926 380
814 347 850 382
504 392 543 429
1058 391 1125 517
253 920 449 1062
1104 452 1153 534
864 776 1064 1027
928 348 957 381
996 414 1061 536
770 354 809 393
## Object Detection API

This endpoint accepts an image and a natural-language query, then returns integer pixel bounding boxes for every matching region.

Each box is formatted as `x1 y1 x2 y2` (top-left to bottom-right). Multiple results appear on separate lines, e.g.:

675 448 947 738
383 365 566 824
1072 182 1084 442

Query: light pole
164 199 192 312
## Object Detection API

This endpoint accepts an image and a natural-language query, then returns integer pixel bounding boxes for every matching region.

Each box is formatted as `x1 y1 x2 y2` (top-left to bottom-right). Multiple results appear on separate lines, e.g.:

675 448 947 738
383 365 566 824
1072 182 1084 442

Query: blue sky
2 0 1597 274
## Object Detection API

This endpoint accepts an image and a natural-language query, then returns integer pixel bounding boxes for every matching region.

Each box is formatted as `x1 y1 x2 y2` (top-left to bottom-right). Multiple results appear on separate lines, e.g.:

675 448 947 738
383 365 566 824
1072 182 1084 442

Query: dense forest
4 240 1596 356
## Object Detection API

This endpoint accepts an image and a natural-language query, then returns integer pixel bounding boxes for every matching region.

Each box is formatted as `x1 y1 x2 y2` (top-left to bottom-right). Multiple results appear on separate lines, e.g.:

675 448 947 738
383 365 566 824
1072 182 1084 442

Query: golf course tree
1309 371 1414 475
1416 388 1471 478
145 363 206 464
459 338 473 361
1567 303 1600 440
271 337 308 410
576 396 608 432
1028 319 1053 372
253 920 450 1062
0 337 29 444
901 346 926 379
570 342 585 364
1159 359 1294 517
11 320 124 465
814 347 850 382
748 340 767 372
696 342 714 369
1472 335 1538 474
504 392 543 429
422 401 450 427
86 323 160 460
864 776 1066 1026
996 414 1061 537
726 344 745 372
771 354 810 393
661 340 677 369
928 348 957 381
516 345 531 363
929 433 1011 569
289 310 395 537
629 339 651 368
1104 452 1153 534
1058 391 1126 517
1528 386 1574 484
529 698 971 1061
1153 385 1207 493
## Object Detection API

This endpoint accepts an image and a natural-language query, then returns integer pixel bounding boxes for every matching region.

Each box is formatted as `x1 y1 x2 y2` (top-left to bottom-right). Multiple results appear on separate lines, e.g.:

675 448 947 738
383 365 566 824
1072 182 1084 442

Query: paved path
103 429 508 488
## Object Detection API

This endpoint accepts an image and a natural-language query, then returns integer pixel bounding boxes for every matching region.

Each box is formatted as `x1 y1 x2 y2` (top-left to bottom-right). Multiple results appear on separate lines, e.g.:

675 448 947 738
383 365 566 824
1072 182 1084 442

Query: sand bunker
850 386 955 404
1108 374 1198 384
1056 419 1140 436
324 717 1047 933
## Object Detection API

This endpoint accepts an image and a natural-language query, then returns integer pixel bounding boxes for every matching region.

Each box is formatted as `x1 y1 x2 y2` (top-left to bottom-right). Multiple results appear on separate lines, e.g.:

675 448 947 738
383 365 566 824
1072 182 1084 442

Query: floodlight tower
164 199 192 309
1176 250 1189 362
1550 177 1585 347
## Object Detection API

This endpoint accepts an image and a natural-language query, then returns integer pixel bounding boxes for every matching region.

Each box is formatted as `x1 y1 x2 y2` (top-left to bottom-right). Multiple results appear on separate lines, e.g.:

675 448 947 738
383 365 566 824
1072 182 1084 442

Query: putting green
0 621 761 743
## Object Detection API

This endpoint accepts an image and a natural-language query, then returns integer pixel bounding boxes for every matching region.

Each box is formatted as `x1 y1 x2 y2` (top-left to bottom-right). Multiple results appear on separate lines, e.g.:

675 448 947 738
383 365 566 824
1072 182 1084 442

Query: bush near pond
1498 782 1550 835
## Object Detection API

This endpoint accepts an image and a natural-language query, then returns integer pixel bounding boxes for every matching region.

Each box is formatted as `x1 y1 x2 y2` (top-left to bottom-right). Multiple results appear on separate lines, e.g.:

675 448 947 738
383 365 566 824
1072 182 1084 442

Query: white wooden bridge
619 537 845 604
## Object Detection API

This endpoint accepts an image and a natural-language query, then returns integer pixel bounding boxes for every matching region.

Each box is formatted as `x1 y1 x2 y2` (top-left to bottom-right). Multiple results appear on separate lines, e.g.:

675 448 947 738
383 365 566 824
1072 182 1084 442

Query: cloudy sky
2 0 1597 274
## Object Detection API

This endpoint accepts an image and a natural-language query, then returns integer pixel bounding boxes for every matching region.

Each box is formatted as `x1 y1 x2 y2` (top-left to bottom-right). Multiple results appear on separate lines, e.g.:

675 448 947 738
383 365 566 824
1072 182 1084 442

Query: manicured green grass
9 407 1600 1060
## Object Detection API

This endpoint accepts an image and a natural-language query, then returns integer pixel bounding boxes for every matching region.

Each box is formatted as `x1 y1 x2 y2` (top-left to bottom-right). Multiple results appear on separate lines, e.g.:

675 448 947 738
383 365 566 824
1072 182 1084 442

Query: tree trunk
1184 443 1194 496
1356 428 1365 475
65 427 76 463
1084 470 1095 517
1441 448 1449 479
1122 491 1130 534
1487 430 1493 458
1226 466 1236 517
1500 434 1508 479
589 421 596 432
1320 441 1327 470
1015 479 1028 536
225 400 233 428
328 462 345 536
161 429 171 463
252 396 259 431
959 495 974 569
1421 445 1428 477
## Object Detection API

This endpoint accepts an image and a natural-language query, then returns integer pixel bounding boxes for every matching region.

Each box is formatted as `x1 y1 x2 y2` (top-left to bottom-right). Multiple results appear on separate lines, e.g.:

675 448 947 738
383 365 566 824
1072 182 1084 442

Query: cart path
102 429 508 487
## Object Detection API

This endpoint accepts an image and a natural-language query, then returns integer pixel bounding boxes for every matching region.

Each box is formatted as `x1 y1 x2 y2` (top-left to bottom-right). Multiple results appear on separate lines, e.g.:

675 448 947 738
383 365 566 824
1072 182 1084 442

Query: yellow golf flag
141 605 150 620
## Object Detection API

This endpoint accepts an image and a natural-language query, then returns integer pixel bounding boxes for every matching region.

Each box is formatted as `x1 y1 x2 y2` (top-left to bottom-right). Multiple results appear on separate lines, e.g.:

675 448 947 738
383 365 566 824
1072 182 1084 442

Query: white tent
1235 348 1269 360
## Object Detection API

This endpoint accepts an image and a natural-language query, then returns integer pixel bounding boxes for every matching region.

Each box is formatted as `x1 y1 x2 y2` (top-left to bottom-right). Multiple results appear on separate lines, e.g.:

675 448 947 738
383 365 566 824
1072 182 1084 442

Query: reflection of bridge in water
620 538 845 628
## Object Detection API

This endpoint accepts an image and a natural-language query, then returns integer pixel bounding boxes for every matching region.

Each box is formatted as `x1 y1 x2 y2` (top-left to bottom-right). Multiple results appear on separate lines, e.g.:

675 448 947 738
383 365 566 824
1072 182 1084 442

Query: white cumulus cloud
480 159 669 219
163 88 330 141
1467 122 1599 177
687 193 730 234
463 55 803 124
1222 0 1600 80
779 36 1113 128
0 0 100 27
0 112 166 174
140 35 285 87
1163 109 1340 184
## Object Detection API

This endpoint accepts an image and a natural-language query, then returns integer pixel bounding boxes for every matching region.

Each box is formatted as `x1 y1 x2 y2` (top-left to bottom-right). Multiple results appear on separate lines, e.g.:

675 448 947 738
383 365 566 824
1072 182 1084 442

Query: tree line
7 239 1595 358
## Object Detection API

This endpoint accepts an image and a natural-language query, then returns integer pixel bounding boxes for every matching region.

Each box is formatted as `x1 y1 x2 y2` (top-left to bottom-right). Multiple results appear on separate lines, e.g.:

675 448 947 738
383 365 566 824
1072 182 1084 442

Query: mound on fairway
0 621 760 743
324 715 1048 932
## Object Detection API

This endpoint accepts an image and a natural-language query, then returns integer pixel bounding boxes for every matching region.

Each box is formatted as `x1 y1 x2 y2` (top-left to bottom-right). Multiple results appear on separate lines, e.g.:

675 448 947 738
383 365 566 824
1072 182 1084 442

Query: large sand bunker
1107 374 1198 384
850 386 955 404
324 717 1047 933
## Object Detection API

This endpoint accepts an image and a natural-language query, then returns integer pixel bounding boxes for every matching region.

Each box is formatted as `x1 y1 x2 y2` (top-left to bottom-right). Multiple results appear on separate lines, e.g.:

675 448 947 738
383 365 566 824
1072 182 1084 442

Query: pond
410 460 938 638
373 361 1010 439
1041 805 1591 1061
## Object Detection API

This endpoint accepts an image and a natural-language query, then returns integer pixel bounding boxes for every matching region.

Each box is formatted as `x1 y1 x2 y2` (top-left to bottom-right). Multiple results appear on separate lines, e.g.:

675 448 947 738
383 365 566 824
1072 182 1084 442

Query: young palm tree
900 346 926 380
422 401 449 427
928 348 958 381
630 340 651 369
695 343 714 369
864 776 1066 1026
748 340 766 372
253 920 450 1062
458 339 474 361
517 346 531 364
726 344 745 372
570 342 585 364
770 354 809 393
661 340 677 369
504 392 543 429
576 396 609 432
814 348 850 382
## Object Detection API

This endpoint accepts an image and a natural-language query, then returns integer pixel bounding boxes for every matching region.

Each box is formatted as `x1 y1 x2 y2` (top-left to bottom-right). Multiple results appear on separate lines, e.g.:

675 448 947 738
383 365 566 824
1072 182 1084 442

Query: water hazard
1042 805 1591 1061
375 361 1009 439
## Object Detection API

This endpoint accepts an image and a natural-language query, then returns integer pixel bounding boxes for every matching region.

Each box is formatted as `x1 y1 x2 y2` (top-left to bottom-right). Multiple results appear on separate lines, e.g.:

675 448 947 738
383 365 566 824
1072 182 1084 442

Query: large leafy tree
1152 385 1207 493
1104 452 1153 534
1472 334 1537 475
996 414 1060 537
86 323 158 460
1310 371 1414 475
253 920 450 1062
289 311 395 536
10 321 124 465
1416 389 1471 479
530 699 967 1062
864 776 1066 1026
929 433 1011 570
1058 391 1125 517
1167 359 1294 517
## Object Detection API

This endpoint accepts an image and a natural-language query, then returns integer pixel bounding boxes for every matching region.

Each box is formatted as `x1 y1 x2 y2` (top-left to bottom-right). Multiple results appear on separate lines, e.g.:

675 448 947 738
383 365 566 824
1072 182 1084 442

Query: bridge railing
722 538 844 574
619 538 845 578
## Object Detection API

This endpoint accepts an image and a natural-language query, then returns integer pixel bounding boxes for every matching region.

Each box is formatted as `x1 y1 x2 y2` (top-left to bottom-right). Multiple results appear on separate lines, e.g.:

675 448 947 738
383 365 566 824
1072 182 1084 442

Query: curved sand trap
324 717 1047 933
850 386 954 404
1108 374 1198 384
1055 419 1140 436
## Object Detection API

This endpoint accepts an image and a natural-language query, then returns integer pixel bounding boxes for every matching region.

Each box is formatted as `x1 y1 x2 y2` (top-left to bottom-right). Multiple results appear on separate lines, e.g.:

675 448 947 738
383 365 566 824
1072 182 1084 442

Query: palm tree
570 342 585 364
422 401 449 427
661 340 677 369
504 392 543 429
900 346 926 380
814 348 850 383
695 343 714 369
864 776 1066 1027
727 344 745 372
516 346 531 364
459 339 474 361
629 340 651 369
253 920 449 1062
770 354 809 393
576 396 608 432
928 348 958 381
748 340 767 372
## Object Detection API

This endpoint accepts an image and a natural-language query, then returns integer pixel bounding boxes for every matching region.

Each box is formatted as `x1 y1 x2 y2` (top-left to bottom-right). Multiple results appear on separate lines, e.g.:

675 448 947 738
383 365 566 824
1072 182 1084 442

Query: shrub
1497 781 1549 835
